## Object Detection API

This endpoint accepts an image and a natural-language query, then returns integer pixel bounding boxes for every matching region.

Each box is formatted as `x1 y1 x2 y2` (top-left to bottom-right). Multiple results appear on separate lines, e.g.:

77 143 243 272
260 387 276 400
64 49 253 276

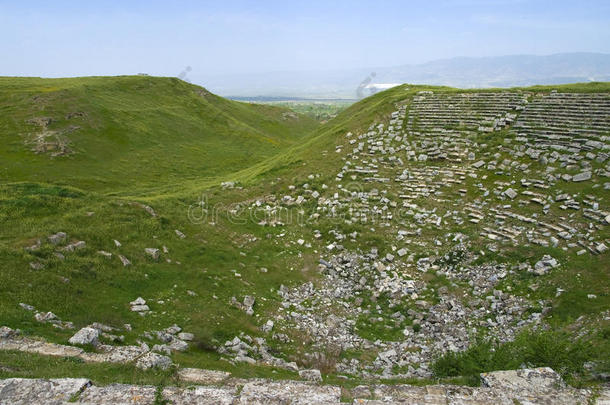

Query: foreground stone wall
0 368 608 404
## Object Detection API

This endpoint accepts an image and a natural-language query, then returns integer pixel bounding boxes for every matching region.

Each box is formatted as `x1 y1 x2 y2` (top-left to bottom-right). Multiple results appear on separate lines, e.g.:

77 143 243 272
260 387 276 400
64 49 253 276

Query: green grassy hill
0 79 608 390
0 76 318 193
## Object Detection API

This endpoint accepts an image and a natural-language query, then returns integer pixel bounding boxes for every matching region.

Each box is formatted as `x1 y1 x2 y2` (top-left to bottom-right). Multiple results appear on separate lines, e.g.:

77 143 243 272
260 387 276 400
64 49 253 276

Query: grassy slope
0 76 318 193
0 80 608 387
168 81 610 198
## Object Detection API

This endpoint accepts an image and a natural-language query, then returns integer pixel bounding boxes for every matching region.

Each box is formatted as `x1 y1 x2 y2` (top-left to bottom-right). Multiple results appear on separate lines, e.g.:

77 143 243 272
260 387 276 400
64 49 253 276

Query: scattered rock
503 188 518 199
25 239 41 252
34 312 58 323
144 248 160 260
135 352 172 370
261 320 274 333
48 232 67 245
298 369 322 382
572 171 592 182
0 326 20 339
243 296 255 316
63 241 86 252
68 327 99 346
97 250 112 259
29 261 44 270
166 324 182 335
177 332 194 341
531 255 559 276
130 297 149 313
131 202 156 217
169 339 189 352
118 255 131 267
19 303 35 311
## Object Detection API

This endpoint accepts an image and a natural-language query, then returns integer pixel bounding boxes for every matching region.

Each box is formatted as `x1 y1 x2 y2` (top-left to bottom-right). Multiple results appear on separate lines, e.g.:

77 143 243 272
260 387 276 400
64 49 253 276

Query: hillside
0 76 318 193
0 80 609 402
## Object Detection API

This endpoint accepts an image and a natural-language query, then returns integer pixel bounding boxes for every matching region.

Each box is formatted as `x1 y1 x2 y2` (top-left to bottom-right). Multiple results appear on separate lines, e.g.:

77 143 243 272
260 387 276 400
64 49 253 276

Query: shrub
431 329 594 384
514 330 593 377
300 345 342 375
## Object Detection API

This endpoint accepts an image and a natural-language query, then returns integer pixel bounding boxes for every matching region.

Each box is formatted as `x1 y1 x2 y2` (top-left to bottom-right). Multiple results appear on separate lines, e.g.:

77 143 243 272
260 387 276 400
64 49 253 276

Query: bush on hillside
431 329 594 385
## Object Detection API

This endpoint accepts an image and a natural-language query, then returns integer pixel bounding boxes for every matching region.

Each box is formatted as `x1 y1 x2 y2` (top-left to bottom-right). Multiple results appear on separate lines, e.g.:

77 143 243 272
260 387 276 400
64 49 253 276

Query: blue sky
1 0 609 77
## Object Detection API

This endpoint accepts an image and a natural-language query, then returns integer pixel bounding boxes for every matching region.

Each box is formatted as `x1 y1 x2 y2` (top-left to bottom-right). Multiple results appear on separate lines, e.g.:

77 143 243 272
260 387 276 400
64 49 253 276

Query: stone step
0 368 606 404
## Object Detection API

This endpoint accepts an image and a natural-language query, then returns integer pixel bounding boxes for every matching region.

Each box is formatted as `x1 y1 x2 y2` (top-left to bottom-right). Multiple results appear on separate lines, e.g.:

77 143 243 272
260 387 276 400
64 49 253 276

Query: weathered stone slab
0 378 90 405
503 188 518 200
0 337 84 358
444 385 511 405
78 383 156 404
370 384 447 403
359 381 593 404
480 367 565 392
79 344 147 364
177 368 230 384
238 380 341 404
0 376 597 405
162 386 236 404
35 341 85 357
572 171 592 182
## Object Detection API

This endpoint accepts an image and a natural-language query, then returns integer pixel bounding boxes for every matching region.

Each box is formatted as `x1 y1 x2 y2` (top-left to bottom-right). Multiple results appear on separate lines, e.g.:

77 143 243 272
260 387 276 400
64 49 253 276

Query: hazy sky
2 0 609 78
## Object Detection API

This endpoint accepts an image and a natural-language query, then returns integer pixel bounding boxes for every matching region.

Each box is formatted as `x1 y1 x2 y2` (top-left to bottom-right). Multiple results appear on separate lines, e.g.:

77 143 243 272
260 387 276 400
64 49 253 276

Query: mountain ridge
200 52 610 98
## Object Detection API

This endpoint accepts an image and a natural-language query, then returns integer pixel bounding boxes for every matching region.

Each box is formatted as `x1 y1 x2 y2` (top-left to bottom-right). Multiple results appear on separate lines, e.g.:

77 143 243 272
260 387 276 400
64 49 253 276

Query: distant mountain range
195 52 610 99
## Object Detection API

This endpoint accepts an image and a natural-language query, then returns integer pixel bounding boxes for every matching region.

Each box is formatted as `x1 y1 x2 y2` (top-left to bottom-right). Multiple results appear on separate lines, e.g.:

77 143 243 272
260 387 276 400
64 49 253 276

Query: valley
0 77 609 403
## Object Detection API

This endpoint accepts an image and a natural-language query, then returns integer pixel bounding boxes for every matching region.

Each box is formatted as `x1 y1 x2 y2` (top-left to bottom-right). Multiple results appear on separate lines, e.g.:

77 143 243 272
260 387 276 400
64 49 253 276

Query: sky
1 0 609 78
